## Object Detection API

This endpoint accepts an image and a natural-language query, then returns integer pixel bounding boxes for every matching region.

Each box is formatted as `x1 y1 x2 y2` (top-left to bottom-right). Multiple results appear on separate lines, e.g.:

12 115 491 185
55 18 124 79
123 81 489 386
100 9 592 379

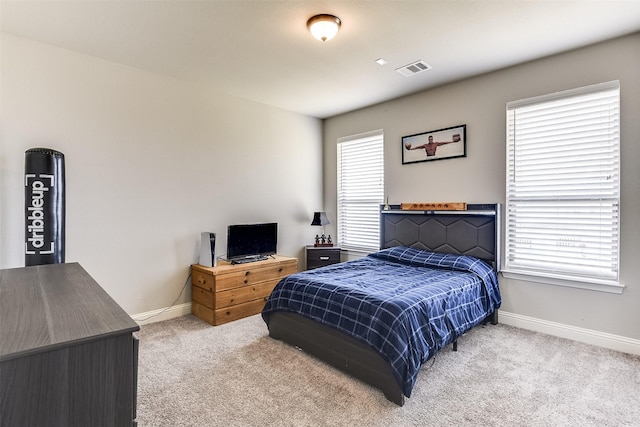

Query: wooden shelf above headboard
400 202 466 211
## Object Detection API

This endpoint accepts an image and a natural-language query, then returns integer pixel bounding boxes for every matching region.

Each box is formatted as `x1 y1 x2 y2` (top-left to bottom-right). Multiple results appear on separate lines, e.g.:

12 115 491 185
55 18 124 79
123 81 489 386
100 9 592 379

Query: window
505 81 622 293
337 130 384 252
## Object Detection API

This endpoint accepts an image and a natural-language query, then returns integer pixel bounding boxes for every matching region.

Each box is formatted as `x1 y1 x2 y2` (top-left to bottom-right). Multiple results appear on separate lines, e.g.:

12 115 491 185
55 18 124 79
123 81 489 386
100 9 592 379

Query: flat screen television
226 222 277 261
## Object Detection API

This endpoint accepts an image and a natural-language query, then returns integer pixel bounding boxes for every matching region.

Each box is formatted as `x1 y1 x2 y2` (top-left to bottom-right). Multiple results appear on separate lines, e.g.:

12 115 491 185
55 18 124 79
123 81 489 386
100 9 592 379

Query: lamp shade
311 212 330 226
307 14 341 42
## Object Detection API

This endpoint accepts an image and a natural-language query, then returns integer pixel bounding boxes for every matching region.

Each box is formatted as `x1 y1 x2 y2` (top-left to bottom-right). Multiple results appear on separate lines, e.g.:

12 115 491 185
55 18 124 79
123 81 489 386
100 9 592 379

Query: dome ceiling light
306 14 342 42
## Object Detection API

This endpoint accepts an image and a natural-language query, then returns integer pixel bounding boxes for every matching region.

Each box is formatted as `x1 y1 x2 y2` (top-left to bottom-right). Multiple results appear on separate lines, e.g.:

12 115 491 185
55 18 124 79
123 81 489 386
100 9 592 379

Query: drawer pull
245 271 250 276
320 256 330 260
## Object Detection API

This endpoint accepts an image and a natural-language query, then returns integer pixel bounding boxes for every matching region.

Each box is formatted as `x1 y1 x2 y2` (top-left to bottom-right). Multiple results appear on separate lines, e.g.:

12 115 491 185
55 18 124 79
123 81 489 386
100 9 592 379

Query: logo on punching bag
24 147 65 266
25 173 56 255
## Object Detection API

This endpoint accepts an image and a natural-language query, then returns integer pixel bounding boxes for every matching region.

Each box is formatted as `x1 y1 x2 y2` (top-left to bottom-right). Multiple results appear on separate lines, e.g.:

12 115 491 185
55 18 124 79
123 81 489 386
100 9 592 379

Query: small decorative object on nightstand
306 245 341 270
311 211 333 247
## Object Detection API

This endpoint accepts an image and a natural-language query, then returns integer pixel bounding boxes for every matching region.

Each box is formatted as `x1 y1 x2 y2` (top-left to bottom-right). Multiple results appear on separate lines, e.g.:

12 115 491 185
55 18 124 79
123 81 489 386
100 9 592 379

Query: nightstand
306 245 341 270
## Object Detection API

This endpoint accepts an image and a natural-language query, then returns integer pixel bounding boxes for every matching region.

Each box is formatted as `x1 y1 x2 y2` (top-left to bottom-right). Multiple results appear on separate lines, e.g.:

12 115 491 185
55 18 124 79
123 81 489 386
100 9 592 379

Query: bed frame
266 203 501 406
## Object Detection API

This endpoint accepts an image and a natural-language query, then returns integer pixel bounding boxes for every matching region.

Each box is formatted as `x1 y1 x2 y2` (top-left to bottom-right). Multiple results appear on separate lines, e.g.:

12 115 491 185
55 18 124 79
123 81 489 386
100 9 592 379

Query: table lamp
311 211 333 247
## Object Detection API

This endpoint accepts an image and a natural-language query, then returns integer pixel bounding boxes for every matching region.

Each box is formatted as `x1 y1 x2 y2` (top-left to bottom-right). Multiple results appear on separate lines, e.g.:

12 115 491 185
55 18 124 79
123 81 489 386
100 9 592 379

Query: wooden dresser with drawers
191 255 297 325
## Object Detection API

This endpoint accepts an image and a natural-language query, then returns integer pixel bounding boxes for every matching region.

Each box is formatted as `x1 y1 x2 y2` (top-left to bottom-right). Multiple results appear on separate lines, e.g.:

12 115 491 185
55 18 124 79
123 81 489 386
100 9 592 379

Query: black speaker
24 148 65 266
200 232 216 267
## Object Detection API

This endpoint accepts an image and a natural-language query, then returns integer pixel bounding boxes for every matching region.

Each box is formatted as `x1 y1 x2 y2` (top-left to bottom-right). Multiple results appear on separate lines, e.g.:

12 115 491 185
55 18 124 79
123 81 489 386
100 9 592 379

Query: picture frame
402 124 466 164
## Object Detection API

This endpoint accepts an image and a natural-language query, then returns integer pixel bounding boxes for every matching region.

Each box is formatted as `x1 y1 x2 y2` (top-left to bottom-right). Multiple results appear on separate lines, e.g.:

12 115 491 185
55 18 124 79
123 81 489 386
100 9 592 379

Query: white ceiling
2 1 640 119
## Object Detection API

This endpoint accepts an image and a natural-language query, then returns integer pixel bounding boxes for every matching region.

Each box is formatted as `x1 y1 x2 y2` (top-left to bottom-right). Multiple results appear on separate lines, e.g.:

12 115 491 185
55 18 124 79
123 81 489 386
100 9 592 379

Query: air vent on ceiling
396 60 432 77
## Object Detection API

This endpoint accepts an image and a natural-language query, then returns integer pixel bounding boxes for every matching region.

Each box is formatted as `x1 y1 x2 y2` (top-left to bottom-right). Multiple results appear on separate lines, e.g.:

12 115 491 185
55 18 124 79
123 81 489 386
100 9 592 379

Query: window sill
501 270 625 294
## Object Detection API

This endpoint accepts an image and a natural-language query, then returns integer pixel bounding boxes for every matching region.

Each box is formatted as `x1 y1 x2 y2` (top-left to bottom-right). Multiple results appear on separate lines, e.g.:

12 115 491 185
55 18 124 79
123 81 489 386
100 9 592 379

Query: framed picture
402 124 466 164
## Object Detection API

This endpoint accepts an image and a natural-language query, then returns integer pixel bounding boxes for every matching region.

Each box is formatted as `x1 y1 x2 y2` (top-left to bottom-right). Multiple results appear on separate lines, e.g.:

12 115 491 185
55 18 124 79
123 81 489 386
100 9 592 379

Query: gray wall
1 34 323 315
323 33 640 340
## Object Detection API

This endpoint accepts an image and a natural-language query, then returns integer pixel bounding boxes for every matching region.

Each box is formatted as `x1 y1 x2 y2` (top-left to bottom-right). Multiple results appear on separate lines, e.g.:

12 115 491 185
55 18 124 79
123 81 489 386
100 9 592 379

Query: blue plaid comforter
262 246 501 397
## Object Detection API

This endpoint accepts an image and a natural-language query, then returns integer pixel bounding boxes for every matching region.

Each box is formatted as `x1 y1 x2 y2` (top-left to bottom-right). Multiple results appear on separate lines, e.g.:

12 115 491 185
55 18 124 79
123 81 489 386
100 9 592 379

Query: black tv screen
227 222 277 260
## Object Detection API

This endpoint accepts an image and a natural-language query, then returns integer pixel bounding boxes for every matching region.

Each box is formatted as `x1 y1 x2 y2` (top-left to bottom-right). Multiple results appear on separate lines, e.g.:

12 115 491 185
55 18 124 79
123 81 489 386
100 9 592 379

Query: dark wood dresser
0 262 140 426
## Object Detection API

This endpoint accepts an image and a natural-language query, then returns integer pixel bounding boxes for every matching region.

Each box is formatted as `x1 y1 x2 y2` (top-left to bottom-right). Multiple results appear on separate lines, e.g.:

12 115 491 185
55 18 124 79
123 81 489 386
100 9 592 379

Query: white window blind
505 81 620 289
337 130 384 252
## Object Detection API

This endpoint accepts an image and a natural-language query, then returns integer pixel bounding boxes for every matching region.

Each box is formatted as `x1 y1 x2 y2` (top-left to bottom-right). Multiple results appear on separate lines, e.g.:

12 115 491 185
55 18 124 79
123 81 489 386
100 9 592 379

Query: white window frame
503 81 623 294
337 130 384 253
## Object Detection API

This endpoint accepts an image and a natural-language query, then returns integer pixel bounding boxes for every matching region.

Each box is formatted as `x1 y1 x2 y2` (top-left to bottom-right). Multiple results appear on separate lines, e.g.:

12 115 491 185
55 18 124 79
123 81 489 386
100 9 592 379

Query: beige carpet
137 314 640 426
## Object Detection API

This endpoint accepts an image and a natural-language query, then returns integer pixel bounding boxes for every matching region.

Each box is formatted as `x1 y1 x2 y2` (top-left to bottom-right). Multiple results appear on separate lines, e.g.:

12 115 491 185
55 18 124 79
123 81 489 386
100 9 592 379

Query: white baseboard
131 302 191 325
499 310 640 356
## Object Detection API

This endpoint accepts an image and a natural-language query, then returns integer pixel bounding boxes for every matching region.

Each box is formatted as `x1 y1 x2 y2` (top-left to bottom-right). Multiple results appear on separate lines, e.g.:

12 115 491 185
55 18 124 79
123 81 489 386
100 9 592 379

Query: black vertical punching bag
24 148 66 266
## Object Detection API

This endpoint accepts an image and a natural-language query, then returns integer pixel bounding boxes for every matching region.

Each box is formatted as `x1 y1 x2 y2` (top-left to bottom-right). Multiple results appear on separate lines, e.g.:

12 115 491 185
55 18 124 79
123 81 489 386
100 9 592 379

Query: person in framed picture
405 134 460 157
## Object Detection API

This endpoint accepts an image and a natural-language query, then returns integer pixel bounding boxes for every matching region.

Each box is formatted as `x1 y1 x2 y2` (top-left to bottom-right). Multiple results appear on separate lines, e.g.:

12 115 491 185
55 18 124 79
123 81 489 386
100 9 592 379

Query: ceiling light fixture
307 14 341 42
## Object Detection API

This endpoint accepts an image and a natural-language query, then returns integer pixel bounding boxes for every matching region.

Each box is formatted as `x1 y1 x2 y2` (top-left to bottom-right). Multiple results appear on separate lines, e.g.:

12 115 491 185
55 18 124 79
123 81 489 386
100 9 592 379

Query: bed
261 204 501 406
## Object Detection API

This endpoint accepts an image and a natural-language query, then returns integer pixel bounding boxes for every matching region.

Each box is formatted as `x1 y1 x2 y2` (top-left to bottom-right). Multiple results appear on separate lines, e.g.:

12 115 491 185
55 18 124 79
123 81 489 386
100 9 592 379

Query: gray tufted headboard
380 203 501 270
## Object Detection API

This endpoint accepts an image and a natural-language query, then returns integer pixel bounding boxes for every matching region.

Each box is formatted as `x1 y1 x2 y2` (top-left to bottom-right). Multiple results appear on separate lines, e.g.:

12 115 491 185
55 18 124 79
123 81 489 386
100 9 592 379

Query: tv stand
191 255 297 325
